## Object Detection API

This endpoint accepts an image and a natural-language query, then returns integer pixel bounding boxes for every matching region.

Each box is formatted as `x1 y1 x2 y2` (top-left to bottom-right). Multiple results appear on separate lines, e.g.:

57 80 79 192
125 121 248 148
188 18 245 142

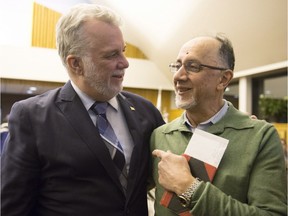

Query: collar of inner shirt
184 100 228 132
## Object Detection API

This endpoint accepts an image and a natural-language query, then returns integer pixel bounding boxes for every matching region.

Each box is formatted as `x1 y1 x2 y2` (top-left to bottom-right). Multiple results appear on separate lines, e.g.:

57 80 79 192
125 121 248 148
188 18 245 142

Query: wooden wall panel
31 2 147 60
273 123 288 145
125 45 147 59
31 2 61 48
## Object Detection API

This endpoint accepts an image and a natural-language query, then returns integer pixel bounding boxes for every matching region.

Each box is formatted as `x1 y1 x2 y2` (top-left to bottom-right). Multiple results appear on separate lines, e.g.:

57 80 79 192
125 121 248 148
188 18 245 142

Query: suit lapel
55 82 125 192
117 94 141 149
116 94 145 198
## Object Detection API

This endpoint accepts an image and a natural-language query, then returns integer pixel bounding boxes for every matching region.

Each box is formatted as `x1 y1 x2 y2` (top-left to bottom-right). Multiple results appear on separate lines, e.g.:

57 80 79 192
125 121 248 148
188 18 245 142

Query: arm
1 102 41 216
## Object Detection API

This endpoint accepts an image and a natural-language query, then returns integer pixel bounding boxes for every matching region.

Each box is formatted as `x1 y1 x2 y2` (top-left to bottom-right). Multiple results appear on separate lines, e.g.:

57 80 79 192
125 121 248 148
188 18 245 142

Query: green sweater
150 103 287 216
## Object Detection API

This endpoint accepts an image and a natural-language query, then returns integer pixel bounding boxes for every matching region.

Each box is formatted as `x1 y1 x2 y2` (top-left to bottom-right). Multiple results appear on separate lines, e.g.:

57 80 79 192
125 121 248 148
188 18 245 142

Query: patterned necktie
91 102 127 192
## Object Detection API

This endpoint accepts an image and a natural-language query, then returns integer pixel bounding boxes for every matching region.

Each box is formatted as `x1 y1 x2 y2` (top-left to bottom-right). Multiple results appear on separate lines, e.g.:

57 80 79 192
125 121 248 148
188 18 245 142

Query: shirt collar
184 100 229 131
70 81 119 111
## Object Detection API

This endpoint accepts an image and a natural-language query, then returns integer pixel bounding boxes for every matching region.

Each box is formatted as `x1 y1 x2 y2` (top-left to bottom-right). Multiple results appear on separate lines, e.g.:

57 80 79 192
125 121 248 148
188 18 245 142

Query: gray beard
175 94 196 110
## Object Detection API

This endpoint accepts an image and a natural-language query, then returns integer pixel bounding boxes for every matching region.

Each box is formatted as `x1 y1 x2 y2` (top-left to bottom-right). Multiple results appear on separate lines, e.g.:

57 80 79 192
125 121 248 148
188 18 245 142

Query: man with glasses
150 34 287 215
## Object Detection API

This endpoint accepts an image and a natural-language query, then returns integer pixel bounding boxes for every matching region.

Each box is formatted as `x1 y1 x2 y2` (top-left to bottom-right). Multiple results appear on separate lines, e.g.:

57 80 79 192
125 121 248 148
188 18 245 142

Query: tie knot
91 102 108 115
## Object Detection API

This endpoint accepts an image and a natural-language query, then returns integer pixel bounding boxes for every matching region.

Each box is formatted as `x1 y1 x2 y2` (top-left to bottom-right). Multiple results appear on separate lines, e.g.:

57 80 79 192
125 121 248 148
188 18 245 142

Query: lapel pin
130 106 135 111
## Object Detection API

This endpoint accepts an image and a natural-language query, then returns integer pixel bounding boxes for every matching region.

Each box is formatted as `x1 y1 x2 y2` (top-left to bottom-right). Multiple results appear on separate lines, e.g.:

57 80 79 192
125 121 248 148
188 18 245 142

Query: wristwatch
178 178 201 207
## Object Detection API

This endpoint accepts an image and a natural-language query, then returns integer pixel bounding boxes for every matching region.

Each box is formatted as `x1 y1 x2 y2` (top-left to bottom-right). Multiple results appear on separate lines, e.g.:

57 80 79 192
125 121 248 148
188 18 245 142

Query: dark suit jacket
1 81 165 216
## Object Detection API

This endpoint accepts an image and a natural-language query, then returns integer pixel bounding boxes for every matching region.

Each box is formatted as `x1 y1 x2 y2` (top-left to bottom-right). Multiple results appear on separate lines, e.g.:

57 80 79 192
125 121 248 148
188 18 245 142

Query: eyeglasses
169 60 229 73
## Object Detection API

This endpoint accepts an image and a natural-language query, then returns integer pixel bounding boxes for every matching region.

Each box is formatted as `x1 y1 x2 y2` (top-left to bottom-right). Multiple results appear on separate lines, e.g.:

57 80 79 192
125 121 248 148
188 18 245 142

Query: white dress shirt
70 81 134 172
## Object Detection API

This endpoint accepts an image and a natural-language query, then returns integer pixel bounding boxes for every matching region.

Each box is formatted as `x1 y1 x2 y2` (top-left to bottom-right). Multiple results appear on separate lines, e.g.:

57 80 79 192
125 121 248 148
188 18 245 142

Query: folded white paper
184 128 229 168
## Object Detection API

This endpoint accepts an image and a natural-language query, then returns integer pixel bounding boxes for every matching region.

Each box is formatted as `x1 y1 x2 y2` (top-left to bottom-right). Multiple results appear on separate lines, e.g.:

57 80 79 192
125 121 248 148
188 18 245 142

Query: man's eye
105 52 118 58
187 63 199 70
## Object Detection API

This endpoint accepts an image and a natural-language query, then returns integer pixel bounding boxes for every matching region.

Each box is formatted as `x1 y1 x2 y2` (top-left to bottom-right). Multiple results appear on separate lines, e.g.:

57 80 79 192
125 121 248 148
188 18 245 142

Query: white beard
175 93 197 110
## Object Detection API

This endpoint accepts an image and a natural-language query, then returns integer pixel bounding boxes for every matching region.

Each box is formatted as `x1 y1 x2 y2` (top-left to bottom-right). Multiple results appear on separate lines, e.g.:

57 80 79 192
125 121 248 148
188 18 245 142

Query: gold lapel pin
130 106 135 111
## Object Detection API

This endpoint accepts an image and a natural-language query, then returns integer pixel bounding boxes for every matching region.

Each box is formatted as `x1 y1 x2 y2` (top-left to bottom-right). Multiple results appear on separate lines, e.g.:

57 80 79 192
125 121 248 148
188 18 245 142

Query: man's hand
152 149 195 195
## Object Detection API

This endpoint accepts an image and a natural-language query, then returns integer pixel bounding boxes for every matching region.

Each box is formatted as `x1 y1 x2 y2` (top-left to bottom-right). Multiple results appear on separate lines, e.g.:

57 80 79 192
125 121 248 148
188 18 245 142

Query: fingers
152 149 166 158
152 149 172 159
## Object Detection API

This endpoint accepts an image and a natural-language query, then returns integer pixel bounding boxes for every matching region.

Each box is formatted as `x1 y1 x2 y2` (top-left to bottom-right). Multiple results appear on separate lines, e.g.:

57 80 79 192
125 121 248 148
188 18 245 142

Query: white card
184 128 229 168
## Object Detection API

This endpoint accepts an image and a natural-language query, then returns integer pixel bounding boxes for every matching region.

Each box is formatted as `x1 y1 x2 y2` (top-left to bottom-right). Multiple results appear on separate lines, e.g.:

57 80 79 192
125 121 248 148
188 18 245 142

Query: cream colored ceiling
36 0 287 79
1 0 287 95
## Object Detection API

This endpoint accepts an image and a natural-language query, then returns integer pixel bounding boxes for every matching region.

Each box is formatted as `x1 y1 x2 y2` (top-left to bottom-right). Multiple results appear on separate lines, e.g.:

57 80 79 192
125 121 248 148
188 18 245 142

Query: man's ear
66 55 83 75
217 69 233 90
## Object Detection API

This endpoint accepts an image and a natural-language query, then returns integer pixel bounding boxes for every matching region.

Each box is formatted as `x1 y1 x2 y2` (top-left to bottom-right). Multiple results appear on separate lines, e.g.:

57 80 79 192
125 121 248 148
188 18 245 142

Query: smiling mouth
112 73 124 79
177 87 191 94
